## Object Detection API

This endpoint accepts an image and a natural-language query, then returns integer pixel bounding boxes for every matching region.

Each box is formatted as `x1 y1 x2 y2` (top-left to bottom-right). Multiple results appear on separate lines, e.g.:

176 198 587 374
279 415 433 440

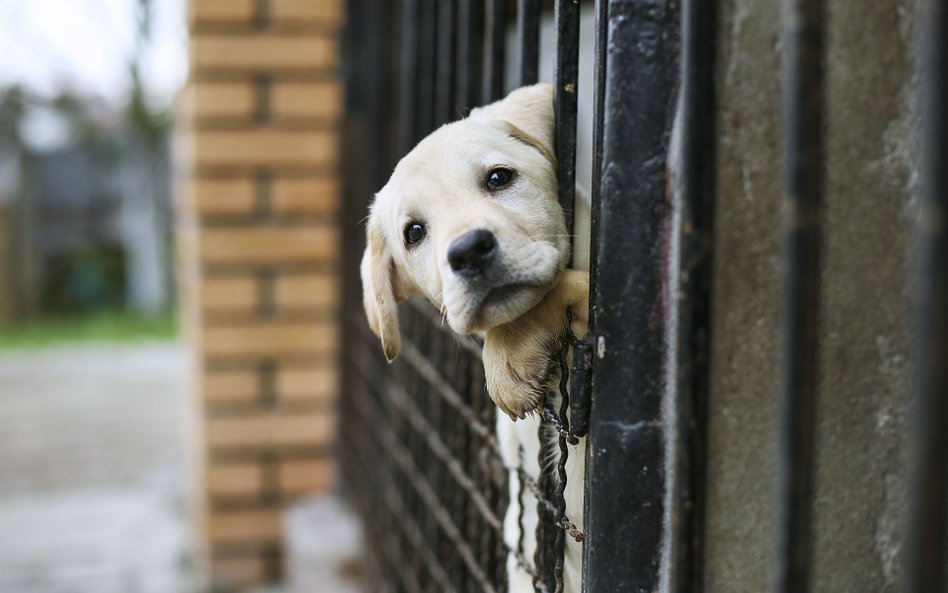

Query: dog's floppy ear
469 83 555 164
360 212 401 362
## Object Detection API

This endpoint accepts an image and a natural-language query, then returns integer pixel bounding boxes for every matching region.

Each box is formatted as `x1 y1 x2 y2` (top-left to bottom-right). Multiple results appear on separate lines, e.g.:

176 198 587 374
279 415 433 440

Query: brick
192 0 256 24
193 129 336 168
277 458 335 496
192 33 337 72
203 320 337 358
271 176 337 215
204 369 260 405
207 461 265 498
271 82 341 121
270 0 344 25
193 129 335 168
207 508 282 545
200 225 337 265
206 410 336 450
191 81 257 120
210 555 268 587
275 365 337 403
189 177 257 215
274 273 337 310
201 275 260 313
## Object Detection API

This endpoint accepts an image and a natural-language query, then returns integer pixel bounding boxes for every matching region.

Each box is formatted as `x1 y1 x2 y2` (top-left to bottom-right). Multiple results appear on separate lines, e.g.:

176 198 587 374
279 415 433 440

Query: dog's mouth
442 278 552 335
471 281 547 329
482 282 532 307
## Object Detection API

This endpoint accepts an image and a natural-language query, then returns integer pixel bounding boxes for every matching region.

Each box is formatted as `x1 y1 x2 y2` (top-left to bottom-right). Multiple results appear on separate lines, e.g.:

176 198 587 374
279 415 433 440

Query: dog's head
361 83 569 361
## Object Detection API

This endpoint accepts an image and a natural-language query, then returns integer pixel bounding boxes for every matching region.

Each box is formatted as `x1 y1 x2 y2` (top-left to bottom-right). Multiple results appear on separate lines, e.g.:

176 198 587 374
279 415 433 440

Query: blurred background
0 1 354 592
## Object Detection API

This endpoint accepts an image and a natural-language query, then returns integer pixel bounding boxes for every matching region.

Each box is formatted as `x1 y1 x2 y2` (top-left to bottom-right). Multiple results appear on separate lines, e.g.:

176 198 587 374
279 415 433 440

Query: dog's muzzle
441 228 559 334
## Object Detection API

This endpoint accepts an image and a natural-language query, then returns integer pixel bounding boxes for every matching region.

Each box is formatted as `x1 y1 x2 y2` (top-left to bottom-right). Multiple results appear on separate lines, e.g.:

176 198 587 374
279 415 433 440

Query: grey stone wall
705 1 918 592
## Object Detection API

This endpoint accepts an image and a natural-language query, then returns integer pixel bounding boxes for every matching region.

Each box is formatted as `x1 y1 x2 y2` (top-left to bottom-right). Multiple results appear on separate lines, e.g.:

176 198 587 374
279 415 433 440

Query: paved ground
0 343 367 593
0 343 197 593
284 496 364 593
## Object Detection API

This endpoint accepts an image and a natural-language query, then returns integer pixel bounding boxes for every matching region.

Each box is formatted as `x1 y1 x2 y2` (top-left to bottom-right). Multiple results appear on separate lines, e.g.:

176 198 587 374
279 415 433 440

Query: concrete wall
705 1 917 591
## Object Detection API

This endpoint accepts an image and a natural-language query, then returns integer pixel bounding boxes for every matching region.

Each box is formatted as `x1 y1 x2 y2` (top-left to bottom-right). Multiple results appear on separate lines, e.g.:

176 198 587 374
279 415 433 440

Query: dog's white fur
361 84 588 592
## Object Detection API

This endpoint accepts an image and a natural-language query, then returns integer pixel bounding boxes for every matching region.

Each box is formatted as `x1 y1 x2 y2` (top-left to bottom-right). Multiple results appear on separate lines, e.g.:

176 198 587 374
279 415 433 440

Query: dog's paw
557 269 589 339
482 269 589 420
483 321 562 420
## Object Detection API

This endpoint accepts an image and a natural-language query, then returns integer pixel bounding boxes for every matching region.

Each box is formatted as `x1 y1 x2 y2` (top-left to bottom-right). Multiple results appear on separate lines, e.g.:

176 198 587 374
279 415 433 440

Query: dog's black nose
448 229 497 278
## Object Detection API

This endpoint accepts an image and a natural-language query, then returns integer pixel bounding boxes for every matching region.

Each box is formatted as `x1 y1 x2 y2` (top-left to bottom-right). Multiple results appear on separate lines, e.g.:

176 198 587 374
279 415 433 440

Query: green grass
0 311 179 350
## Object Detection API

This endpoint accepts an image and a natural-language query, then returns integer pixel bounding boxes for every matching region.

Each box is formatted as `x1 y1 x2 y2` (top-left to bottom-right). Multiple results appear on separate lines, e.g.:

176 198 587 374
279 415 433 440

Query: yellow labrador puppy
361 83 588 418
360 83 588 591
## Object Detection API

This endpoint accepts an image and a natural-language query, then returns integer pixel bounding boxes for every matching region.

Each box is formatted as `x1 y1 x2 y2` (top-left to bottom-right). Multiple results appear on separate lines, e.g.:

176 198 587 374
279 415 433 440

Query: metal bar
907 1 948 592
517 0 540 85
774 0 825 591
415 0 439 141
436 0 459 124
583 1 681 591
484 0 507 102
553 0 581 228
338 0 366 513
668 0 717 591
534 350 567 593
457 0 485 114
516 444 530 579
339 0 397 505
532 3 582 591
552 343 574 593
573 0 609 439
398 0 420 154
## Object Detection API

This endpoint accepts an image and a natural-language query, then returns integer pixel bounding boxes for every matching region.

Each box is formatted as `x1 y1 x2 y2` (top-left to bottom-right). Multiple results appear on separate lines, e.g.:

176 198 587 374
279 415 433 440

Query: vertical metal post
530 3 582 592
907 1 948 592
457 0 485 114
553 0 580 229
669 0 717 591
583 1 681 591
398 0 420 154
415 0 438 141
571 0 609 442
484 0 506 102
436 0 458 125
340 0 400 589
517 0 540 86
339 0 365 519
774 0 825 592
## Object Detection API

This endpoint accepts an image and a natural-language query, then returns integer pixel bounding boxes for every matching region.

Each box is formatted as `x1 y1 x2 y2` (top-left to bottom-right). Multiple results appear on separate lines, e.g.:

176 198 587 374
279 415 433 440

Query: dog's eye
486 167 515 191
403 222 426 246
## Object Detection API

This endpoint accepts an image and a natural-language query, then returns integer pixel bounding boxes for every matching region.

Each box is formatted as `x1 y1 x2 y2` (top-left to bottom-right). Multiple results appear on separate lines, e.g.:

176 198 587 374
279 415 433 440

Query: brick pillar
180 0 343 587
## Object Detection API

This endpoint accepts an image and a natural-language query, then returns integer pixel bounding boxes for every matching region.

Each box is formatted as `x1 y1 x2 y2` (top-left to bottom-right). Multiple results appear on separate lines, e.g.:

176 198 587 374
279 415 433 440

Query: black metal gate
339 0 948 592
340 1 586 590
